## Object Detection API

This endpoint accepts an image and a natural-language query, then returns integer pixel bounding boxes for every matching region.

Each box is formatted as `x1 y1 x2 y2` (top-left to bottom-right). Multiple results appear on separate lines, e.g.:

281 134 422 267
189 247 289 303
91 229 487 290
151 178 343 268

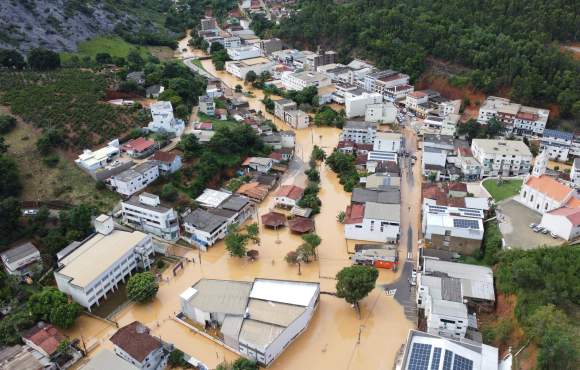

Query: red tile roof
195 122 213 131
345 204 365 224
448 182 468 192
150 151 177 163
516 112 538 121
422 182 468 206
548 207 580 226
275 185 304 200
123 137 155 152
409 91 427 98
109 321 161 363
525 175 573 202
458 147 473 157
23 323 66 356
269 152 283 161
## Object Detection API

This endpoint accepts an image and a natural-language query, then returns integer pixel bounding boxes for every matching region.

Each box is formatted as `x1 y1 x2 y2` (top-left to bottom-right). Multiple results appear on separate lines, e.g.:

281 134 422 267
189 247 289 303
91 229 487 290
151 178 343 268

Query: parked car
550 232 558 239
22 209 38 216
529 223 537 228
541 229 549 235
533 226 543 233
409 270 417 286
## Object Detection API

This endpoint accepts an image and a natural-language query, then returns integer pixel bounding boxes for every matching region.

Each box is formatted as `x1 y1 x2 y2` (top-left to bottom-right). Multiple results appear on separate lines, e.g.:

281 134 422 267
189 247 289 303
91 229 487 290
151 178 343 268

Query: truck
352 244 399 270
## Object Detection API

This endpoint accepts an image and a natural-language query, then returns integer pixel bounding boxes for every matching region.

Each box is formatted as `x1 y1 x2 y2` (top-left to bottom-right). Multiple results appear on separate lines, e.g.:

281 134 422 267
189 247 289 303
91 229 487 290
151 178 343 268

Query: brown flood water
65 37 414 370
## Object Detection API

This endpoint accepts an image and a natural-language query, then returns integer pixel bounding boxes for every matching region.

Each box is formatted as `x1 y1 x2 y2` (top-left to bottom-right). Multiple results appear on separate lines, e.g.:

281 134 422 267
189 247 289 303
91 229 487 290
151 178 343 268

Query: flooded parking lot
65 41 415 370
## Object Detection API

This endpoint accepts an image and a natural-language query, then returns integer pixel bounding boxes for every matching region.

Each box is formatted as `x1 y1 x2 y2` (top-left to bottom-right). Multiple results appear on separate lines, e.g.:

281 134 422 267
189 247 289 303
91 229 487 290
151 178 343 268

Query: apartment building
107 161 160 197
477 96 549 136
54 215 154 311
344 92 383 118
373 132 402 153
304 50 337 71
457 147 482 181
570 133 580 157
540 129 573 162
470 139 532 177
121 193 180 241
182 209 230 250
110 321 170 370
405 91 428 112
362 70 411 100
572 158 580 188
147 101 185 136
365 102 397 123
198 95 216 116
340 121 378 144
280 71 331 91
344 202 400 242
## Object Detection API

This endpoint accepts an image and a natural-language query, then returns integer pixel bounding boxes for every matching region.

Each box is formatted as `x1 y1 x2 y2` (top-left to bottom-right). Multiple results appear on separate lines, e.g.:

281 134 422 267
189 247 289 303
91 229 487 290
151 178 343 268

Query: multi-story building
225 57 275 80
110 321 170 370
457 147 482 181
344 202 400 242
540 129 573 162
180 278 320 367
373 132 401 153
470 139 532 177
147 101 185 136
54 215 154 311
304 50 337 71
405 91 428 112
344 92 383 118
280 71 332 91
121 193 180 241
362 70 411 100
182 209 230 250
365 102 397 123
198 95 216 116
226 45 262 61
258 38 282 55
572 158 580 188
570 132 580 157
340 121 377 144
477 96 549 136
107 161 160 197
223 36 241 49
150 151 182 175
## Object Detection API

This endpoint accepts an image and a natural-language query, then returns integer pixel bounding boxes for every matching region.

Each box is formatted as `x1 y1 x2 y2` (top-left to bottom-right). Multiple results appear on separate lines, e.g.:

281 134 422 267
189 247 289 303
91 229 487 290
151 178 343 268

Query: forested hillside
272 0 580 118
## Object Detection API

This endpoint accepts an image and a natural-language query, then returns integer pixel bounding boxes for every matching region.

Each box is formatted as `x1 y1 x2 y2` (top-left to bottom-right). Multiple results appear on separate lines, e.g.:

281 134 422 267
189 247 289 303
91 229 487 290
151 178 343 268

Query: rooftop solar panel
408 343 432 370
453 354 474 370
453 219 479 229
430 347 442 370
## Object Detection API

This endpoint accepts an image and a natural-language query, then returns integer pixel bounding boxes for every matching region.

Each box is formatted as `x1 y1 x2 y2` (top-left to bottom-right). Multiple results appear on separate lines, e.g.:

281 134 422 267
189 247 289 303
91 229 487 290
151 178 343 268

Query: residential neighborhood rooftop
109 321 161 363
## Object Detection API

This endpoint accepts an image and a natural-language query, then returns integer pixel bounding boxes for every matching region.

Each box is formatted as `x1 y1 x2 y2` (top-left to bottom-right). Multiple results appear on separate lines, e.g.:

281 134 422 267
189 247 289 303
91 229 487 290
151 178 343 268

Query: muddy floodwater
65 37 414 370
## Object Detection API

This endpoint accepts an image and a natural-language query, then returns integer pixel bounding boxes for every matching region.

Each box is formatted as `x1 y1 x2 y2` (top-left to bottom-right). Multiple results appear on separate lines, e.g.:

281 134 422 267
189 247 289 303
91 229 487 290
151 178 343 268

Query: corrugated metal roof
424 260 495 301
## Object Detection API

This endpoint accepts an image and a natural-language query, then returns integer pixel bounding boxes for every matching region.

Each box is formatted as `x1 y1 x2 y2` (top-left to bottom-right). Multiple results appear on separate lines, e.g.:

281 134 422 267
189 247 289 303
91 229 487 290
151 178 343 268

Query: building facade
108 161 160 197
121 193 180 241
470 139 532 177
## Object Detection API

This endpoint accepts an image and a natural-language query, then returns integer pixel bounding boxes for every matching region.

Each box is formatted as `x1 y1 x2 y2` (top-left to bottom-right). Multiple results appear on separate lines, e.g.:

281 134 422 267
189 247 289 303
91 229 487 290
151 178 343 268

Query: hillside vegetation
272 0 580 119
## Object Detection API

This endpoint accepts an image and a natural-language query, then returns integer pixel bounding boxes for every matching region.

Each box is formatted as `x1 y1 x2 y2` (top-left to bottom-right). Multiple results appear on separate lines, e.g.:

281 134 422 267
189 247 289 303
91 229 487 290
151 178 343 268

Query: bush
160 184 178 202
156 259 165 269
42 154 60 167
0 115 16 134
28 48 61 70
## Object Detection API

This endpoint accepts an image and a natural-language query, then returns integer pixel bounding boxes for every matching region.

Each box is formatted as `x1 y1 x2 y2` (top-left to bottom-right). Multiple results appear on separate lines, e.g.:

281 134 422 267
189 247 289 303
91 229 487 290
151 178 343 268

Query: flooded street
65 34 415 370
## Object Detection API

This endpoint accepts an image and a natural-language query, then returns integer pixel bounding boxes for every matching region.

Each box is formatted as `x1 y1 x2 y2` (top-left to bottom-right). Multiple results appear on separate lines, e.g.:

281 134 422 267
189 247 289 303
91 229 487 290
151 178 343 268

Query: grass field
482 178 523 202
197 112 239 130
60 36 150 63
1 110 119 211
148 46 175 62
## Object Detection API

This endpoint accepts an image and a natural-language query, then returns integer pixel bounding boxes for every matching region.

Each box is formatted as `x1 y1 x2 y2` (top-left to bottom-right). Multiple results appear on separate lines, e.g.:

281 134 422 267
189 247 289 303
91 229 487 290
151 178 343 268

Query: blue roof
542 129 573 141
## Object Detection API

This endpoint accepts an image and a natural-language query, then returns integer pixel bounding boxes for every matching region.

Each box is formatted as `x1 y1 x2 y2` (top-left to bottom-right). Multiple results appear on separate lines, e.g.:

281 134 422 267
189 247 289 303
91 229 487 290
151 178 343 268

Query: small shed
288 217 315 234
261 212 286 228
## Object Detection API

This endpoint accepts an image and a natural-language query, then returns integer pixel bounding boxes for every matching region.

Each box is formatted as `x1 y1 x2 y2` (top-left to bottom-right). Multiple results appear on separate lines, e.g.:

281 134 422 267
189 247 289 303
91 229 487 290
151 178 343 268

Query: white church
519 150 576 214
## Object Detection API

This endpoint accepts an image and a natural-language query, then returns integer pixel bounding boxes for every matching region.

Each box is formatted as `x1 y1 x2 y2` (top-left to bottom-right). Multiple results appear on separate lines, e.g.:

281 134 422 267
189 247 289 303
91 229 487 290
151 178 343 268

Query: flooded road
65 34 415 370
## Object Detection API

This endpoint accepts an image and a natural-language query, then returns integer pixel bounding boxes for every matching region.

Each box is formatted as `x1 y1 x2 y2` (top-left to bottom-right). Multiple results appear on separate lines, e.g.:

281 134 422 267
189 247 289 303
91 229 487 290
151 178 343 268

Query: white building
470 139 532 177
280 71 331 91
75 139 120 173
227 45 262 61
274 185 304 208
540 129 573 162
242 157 274 173
519 151 576 213
344 202 400 242
110 321 169 370
365 102 397 123
121 193 180 241
1 241 41 276
345 92 382 119
395 330 500 370
198 95 215 116
182 209 229 250
54 215 154 310
373 132 401 153
341 121 377 144
363 70 410 99
284 109 310 129
180 278 320 367
150 151 182 175
148 101 185 136
405 91 429 112
280 130 296 148
477 96 549 136
108 161 160 197
571 158 580 188
223 36 241 49
225 57 275 80
540 206 580 241
82 349 140 370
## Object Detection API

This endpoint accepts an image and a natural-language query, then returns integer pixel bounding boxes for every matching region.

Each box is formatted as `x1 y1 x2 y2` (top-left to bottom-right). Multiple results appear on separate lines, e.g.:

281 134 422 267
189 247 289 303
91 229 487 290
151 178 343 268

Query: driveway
496 199 563 249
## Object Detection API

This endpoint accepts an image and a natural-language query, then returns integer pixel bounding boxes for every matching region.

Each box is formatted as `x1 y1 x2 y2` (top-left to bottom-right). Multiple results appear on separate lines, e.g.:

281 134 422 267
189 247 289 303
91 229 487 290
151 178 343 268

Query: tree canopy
335 265 379 309
28 288 82 329
127 272 159 303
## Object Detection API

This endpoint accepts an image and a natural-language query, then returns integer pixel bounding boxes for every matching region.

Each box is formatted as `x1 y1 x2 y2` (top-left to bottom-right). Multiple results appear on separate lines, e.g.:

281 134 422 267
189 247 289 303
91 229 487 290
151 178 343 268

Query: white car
409 270 417 286
22 209 39 216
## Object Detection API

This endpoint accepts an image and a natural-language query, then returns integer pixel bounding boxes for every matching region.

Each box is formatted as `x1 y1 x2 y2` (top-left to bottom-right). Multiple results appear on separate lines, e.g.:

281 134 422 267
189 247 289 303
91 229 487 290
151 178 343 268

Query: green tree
160 184 178 202
311 145 326 161
28 288 82 328
59 204 94 237
336 265 379 313
168 349 187 367
95 52 113 65
0 138 8 154
0 115 17 134
127 272 159 303
225 224 249 257
0 197 21 245
235 84 243 93
177 133 201 159
299 233 321 261
246 223 260 244
245 70 257 83
28 48 61 70
0 49 26 69
127 49 144 71
0 155 22 198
